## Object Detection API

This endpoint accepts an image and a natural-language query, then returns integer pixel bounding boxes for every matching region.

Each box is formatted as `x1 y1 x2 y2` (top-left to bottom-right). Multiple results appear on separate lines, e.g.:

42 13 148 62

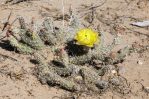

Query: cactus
7 17 131 93
9 35 34 54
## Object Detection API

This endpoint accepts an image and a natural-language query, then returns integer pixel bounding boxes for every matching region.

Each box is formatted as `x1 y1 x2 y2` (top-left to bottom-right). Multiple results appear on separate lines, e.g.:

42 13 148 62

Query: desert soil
0 0 149 99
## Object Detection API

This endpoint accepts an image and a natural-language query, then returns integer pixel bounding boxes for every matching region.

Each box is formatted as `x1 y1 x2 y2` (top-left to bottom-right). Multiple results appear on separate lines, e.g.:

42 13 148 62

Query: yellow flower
74 28 99 47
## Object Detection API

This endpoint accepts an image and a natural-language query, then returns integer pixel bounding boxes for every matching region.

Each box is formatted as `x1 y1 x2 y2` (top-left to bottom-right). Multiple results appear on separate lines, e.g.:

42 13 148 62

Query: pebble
74 76 83 83
137 60 143 65
145 87 149 93
111 70 117 74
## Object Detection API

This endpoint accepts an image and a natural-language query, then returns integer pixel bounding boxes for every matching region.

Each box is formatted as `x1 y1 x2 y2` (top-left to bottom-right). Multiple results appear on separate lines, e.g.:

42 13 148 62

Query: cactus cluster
8 17 131 93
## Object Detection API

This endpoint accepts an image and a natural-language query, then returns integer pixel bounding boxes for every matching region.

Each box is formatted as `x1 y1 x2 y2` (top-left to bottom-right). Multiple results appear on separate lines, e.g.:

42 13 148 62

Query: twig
0 17 19 40
5 0 31 4
61 0 65 32
125 26 149 38
137 81 149 94
88 0 107 10
88 3 96 24
2 11 12 31
0 53 18 61
78 0 107 13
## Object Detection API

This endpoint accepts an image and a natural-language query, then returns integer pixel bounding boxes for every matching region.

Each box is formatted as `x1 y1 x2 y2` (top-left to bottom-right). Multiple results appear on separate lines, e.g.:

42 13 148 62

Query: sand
0 0 149 99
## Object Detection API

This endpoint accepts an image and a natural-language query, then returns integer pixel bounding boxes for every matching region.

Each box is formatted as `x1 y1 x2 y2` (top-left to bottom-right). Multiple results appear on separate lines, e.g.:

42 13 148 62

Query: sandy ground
0 0 149 99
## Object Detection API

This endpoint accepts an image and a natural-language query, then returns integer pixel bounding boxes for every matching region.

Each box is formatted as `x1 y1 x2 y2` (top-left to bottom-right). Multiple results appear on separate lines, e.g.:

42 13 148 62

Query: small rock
74 76 83 83
111 70 117 75
144 87 149 93
137 60 143 65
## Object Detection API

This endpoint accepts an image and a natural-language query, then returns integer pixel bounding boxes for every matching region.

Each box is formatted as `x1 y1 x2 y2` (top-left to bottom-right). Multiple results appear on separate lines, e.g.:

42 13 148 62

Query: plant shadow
0 40 15 51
